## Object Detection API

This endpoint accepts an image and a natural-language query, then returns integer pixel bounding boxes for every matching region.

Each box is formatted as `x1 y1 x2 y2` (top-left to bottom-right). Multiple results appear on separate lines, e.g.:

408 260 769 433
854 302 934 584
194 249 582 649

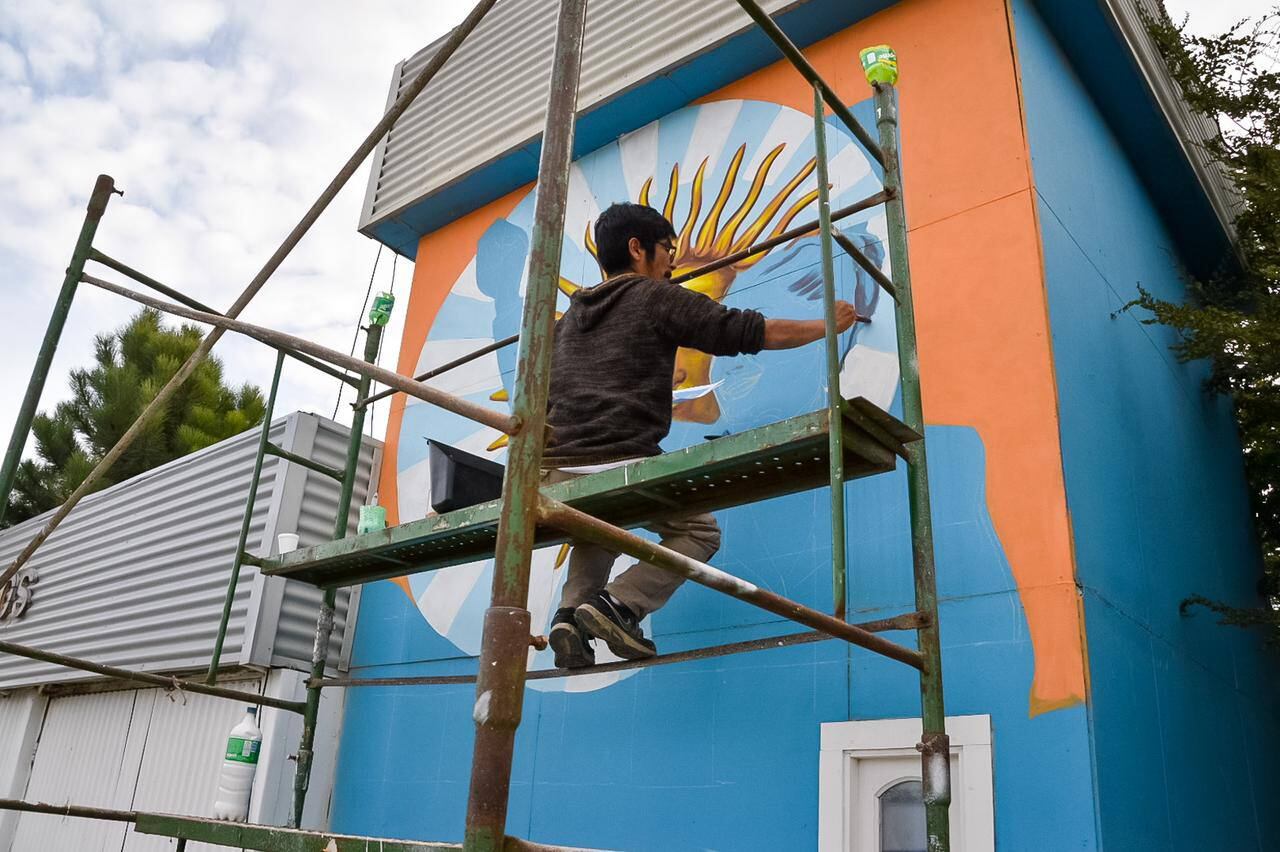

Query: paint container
358 505 387 535
277 533 300 554
860 44 899 85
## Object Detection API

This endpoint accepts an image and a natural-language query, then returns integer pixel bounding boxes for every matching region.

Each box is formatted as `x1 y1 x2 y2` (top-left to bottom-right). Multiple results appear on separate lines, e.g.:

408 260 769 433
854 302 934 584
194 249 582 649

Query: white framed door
818 715 994 852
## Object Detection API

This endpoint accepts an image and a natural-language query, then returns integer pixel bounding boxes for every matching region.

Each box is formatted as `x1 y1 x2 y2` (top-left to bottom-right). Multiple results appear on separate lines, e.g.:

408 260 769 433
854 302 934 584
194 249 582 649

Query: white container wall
1 676 347 850
0 690 45 851
7 680 269 852
9 690 141 851
122 685 265 851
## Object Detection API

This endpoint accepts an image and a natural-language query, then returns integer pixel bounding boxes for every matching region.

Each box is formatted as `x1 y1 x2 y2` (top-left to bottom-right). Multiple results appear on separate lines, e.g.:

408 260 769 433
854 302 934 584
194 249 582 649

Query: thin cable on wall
331 244 383 420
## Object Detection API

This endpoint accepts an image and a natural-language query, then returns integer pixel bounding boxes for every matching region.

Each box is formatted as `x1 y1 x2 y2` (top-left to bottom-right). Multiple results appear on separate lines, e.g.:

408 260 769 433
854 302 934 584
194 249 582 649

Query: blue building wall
333 439 1097 850
1013 2 1280 849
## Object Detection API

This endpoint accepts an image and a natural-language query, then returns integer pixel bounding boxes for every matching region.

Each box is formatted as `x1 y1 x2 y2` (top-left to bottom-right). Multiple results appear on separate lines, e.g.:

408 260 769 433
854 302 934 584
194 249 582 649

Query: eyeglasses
656 241 676 261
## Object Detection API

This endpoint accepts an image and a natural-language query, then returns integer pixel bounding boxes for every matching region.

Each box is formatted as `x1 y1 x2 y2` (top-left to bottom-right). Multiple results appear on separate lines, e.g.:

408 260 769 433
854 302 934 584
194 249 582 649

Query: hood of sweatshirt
566 273 653 331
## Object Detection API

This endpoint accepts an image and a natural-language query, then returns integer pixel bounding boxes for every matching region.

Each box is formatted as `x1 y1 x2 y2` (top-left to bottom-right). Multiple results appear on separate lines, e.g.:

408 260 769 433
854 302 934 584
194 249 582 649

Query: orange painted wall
379 0 1087 714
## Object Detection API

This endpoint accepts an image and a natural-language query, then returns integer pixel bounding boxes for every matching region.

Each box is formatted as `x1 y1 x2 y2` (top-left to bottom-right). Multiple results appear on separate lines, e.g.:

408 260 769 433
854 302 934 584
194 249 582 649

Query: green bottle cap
860 44 899 86
368 291 395 326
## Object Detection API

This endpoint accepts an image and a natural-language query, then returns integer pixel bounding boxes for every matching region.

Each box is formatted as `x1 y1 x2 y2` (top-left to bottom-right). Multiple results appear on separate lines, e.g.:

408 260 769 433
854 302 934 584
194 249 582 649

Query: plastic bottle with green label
213 706 262 821
368 291 395 327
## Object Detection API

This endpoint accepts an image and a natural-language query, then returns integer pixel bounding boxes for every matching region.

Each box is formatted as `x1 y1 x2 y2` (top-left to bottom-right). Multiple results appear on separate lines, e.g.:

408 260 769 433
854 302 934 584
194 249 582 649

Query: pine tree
1130 5 1280 636
4 309 265 525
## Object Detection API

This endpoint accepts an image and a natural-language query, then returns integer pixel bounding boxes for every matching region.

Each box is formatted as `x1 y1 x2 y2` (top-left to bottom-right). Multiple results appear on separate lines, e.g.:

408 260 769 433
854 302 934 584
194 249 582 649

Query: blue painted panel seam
1082 584 1268 703
1035 188 1201 408
903 185 1032 236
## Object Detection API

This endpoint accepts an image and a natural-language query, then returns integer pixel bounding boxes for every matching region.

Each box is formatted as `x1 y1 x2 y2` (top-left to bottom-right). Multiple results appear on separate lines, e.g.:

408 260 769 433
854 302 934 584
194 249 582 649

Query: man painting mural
546 202 857 667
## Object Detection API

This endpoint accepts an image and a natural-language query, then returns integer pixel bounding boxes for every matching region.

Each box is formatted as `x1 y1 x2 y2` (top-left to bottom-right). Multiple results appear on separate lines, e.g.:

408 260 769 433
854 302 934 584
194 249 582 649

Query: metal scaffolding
0 1 951 850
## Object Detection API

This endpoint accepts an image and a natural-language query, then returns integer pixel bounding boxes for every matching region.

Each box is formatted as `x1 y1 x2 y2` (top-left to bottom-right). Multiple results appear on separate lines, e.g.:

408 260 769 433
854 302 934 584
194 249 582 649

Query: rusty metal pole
812 86 848 620
351 190 893 411
292 317 385 828
86 249 360 387
871 75 951 850
0 175 118 526
733 0 884 166
0 639 303 712
205 349 286 684
81 275 515 434
463 1 588 849
538 498 924 669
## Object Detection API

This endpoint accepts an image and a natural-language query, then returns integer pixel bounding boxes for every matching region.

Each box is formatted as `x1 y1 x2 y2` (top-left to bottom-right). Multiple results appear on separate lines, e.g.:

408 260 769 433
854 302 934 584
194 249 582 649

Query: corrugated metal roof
0 412 379 689
1104 0 1240 244
360 0 801 232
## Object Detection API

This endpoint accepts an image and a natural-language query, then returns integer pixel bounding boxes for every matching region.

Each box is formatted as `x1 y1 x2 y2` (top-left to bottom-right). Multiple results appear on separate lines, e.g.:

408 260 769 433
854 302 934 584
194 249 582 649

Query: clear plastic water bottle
213 706 262 821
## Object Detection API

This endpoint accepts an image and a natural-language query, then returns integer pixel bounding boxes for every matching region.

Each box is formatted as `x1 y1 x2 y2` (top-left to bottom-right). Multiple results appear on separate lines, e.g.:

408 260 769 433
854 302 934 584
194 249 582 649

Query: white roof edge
1103 0 1242 249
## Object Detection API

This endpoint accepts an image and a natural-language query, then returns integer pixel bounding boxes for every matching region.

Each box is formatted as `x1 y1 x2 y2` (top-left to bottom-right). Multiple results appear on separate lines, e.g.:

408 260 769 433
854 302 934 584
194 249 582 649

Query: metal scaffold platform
0 1 953 850
259 397 918 588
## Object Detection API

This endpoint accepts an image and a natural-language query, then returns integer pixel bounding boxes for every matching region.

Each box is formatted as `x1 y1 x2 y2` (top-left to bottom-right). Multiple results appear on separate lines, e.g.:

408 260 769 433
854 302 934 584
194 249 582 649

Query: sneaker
574 592 657 660
548 607 595 669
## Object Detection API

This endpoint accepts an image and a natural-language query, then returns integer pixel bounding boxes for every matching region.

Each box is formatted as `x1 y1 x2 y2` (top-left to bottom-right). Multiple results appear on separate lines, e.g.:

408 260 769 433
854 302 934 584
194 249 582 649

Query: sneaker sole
574 604 656 660
548 622 594 669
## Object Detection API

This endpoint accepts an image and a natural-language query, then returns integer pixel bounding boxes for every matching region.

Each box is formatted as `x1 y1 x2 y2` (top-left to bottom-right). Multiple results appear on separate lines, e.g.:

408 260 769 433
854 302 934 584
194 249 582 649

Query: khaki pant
542 467 721 618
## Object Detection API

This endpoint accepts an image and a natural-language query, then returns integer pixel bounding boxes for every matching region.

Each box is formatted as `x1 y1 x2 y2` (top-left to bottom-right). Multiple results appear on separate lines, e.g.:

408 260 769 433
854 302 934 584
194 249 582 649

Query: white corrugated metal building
0 412 378 851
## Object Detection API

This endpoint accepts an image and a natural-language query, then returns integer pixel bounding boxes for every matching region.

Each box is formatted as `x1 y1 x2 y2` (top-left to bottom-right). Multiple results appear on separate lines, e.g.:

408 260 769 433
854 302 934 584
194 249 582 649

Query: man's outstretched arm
763 300 857 350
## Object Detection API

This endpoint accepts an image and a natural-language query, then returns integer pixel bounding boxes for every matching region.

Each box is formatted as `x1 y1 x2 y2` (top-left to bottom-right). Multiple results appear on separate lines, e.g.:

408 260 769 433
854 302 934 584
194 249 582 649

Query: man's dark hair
593 202 677 276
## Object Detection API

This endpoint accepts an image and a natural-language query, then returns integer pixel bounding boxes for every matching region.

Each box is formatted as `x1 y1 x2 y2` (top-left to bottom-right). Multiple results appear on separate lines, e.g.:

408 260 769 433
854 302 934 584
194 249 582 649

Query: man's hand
763 300 863 350
834 300 856 333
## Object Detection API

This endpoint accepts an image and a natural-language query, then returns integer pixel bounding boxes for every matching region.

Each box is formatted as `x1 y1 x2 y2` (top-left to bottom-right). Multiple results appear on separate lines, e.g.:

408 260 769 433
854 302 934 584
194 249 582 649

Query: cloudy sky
0 0 1270 463
0 0 475 459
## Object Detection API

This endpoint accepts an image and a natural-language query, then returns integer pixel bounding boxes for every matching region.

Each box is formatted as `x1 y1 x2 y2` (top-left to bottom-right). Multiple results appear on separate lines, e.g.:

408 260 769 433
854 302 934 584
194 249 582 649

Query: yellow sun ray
489 388 509 402
694 144 745 254
714 144 785 254
661 163 679 223
557 276 581 297
735 187 823 271
638 176 653 207
729 156 817 254
584 221 597 259
486 434 509 451
676 158 708 254
553 543 570 570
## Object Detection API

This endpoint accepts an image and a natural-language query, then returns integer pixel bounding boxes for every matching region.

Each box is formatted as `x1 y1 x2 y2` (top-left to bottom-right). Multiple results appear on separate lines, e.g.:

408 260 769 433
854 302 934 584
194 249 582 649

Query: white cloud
0 40 25 82
1164 0 1276 37
105 0 228 49
0 0 476 464
0 0 103 87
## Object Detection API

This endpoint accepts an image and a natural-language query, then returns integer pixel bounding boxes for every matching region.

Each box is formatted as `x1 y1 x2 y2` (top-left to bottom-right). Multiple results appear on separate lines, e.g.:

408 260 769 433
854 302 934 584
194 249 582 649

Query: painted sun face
557 142 823 423
396 98 895 694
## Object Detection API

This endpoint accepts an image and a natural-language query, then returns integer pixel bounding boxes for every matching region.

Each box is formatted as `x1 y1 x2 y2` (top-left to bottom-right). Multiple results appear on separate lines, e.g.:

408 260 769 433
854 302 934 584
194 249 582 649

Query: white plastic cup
276 533 300 554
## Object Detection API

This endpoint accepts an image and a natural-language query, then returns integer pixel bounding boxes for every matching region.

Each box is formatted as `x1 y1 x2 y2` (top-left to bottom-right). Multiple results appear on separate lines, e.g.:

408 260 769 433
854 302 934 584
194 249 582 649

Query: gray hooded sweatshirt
543 273 766 466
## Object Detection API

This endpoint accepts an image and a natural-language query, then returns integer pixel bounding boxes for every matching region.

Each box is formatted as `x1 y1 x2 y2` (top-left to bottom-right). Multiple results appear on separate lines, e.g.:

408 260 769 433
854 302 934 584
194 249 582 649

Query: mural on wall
392 99 907 692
